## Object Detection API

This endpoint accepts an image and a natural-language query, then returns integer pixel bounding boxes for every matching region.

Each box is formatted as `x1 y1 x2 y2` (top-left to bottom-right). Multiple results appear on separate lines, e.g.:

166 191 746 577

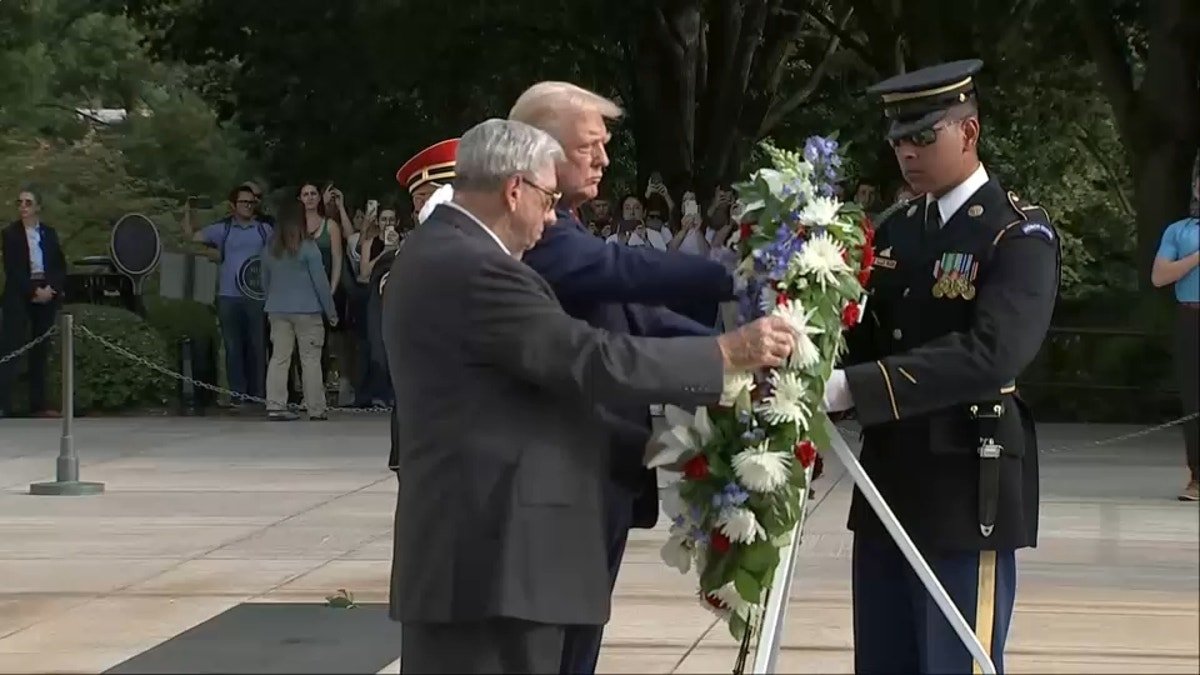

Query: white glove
822 369 854 413
417 184 455 224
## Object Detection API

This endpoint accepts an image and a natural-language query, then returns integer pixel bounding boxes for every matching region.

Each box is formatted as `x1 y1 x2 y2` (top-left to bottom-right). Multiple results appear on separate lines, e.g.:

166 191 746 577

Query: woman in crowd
350 205 397 407
262 202 338 421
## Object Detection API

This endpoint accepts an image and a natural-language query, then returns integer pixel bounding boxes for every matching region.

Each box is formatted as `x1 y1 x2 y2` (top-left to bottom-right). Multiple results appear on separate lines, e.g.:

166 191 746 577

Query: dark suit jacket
2 220 67 303
382 204 724 626
523 209 733 527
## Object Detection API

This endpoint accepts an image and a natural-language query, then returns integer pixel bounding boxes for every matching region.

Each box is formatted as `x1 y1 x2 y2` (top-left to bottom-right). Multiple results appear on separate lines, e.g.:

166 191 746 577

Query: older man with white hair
509 82 739 674
382 118 797 674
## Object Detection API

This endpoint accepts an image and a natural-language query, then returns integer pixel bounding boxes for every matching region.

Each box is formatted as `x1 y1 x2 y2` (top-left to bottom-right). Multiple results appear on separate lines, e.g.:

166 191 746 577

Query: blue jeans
216 296 266 399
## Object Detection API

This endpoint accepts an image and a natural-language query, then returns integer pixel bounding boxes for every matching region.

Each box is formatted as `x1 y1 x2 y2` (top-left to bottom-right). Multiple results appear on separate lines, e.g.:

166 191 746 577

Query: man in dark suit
0 187 67 419
383 118 796 674
509 81 735 674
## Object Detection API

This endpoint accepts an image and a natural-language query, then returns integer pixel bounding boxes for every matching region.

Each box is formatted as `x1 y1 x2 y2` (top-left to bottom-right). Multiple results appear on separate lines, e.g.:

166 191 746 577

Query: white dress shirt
444 201 512 256
25 223 45 275
927 163 989 225
823 164 989 413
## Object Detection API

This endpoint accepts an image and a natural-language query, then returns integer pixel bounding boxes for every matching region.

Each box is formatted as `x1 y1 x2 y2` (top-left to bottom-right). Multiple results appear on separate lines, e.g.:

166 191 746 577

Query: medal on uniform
931 253 949 298
944 253 963 299
961 257 979 299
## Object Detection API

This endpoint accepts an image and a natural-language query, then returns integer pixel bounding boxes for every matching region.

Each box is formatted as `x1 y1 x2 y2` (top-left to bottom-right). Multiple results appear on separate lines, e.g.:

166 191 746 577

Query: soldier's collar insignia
878 247 892 257
968 204 984 217
932 252 979 300
906 204 918 217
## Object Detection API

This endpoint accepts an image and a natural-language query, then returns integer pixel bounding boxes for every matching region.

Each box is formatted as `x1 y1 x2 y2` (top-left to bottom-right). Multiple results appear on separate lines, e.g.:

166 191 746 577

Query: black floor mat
104 603 399 674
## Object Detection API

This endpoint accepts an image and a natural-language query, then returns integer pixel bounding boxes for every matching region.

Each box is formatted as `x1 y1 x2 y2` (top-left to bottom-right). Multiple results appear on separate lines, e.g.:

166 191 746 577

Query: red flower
860 246 875 270
841 301 862 327
861 216 875 244
858 268 872 286
841 249 851 263
794 440 817 468
704 593 727 610
682 454 710 480
710 530 731 553
739 222 752 240
775 291 790 307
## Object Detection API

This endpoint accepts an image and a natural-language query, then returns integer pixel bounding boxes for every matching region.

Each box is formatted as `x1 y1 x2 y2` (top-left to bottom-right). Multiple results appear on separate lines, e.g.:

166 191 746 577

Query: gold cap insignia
968 205 983 217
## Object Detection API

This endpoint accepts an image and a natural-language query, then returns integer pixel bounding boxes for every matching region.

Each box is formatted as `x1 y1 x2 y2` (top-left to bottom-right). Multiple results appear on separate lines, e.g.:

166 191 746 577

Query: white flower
756 168 786 196
700 582 754 620
717 506 763 544
660 534 693 574
732 443 792 493
795 232 851 290
720 371 756 406
797 195 841 228
660 483 688 521
771 298 823 369
758 285 778 314
757 370 814 428
648 406 715 468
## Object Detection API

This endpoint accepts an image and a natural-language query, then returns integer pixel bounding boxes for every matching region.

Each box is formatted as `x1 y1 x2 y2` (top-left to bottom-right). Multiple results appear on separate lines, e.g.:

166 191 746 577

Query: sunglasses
889 118 963 148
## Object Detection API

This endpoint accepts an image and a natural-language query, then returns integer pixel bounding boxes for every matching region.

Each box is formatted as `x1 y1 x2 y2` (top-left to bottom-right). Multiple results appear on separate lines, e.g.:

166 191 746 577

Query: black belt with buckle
969 401 1004 538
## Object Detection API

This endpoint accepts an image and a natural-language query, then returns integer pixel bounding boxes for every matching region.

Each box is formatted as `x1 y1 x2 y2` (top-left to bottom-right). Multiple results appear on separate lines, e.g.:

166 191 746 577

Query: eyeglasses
520 176 562 210
889 118 963 148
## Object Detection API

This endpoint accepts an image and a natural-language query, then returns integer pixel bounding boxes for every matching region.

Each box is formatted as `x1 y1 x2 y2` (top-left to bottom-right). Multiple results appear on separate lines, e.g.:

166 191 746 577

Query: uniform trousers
852 533 1016 674
401 618 565 674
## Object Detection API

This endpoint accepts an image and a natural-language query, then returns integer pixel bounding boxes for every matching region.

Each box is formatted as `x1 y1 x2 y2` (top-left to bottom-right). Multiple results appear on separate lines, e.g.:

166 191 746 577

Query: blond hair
509 81 623 139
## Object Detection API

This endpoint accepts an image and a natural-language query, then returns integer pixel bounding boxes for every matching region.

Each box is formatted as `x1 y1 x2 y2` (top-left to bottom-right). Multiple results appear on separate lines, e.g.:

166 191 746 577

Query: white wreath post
748 415 997 675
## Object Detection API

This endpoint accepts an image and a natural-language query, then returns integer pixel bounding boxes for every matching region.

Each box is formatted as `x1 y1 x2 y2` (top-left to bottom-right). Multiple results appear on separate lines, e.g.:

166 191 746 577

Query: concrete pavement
0 416 1196 673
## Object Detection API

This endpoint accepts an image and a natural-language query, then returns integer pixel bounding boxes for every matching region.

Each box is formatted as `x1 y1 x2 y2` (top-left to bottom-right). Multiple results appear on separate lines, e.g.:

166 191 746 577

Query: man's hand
717 316 795 371
31 286 54 304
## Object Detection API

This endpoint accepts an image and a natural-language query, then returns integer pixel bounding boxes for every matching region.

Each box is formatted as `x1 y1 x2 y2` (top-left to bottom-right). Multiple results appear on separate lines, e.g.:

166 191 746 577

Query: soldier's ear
961 117 981 152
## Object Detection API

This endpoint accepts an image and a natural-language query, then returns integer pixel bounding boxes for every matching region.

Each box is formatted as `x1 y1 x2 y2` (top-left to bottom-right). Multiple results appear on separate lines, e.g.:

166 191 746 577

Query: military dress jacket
841 176 1060 552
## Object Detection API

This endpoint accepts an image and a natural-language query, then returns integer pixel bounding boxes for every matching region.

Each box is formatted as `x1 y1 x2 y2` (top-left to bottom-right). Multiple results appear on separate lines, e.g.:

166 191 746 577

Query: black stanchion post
179 336 199 416
29 313 105 496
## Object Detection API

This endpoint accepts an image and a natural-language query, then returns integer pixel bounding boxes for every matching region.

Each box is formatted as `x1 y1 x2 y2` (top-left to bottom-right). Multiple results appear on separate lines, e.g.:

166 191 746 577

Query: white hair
508 81 623 140
454 118 565 192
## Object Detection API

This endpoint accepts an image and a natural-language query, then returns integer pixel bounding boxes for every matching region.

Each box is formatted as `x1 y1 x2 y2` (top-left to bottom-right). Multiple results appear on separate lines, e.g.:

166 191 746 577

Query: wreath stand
739 415 997 675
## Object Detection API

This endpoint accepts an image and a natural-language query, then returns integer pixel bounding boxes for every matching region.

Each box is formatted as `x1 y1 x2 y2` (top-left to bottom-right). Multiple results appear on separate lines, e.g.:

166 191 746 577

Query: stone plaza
0 416 1197 673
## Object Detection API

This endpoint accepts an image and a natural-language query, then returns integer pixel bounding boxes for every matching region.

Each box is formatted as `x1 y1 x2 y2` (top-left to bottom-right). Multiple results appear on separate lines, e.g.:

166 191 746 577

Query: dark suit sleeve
465 256 724 409
627 304 717 338
844 225 1059 427
523 224 734 307
2 227 27 298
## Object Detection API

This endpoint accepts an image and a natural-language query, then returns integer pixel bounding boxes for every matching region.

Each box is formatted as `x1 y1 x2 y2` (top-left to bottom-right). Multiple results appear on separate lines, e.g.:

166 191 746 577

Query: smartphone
366 199 379 218
683 200 699 218
187 195 213 210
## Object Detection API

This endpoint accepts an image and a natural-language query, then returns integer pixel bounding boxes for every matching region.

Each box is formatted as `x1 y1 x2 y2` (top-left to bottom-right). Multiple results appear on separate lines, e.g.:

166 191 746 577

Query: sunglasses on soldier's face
889 118 962 148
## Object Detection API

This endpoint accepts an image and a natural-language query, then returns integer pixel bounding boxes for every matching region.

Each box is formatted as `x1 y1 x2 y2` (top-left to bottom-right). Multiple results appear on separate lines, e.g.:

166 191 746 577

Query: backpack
218 218 269 263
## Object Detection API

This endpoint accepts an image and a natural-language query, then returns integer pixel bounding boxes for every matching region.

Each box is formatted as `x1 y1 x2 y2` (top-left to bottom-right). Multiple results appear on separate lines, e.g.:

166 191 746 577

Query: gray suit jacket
382 204 723 626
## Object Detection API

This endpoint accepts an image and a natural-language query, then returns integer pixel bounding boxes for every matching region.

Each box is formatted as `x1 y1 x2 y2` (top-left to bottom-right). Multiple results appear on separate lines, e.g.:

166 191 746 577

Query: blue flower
723 483 750 507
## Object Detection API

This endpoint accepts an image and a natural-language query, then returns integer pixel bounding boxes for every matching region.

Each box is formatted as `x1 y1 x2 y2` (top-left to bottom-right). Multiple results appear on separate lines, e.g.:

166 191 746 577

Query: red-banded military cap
395 139 458 194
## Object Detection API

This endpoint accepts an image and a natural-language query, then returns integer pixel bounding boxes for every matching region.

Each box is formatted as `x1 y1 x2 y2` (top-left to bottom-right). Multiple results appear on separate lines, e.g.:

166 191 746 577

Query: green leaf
734 569 763 604
729 612 748 641
740 539 780 574
807 414 834 453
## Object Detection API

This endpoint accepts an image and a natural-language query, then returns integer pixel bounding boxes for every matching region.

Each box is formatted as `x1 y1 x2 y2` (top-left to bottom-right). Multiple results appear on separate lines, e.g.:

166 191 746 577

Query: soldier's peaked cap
866 59 983 141
396 138 458 194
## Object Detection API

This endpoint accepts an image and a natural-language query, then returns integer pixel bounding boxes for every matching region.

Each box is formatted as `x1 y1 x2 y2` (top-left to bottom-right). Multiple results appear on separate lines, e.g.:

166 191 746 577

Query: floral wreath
649 137 873 645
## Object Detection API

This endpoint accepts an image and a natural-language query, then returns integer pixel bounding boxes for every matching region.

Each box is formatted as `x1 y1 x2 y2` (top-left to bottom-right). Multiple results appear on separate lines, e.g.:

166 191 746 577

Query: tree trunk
1076 0 1200 290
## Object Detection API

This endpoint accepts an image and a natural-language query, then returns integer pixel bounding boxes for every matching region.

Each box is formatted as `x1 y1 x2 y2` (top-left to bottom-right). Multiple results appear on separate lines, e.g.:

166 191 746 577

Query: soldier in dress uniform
823 59 1060 674
374 139 458 477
